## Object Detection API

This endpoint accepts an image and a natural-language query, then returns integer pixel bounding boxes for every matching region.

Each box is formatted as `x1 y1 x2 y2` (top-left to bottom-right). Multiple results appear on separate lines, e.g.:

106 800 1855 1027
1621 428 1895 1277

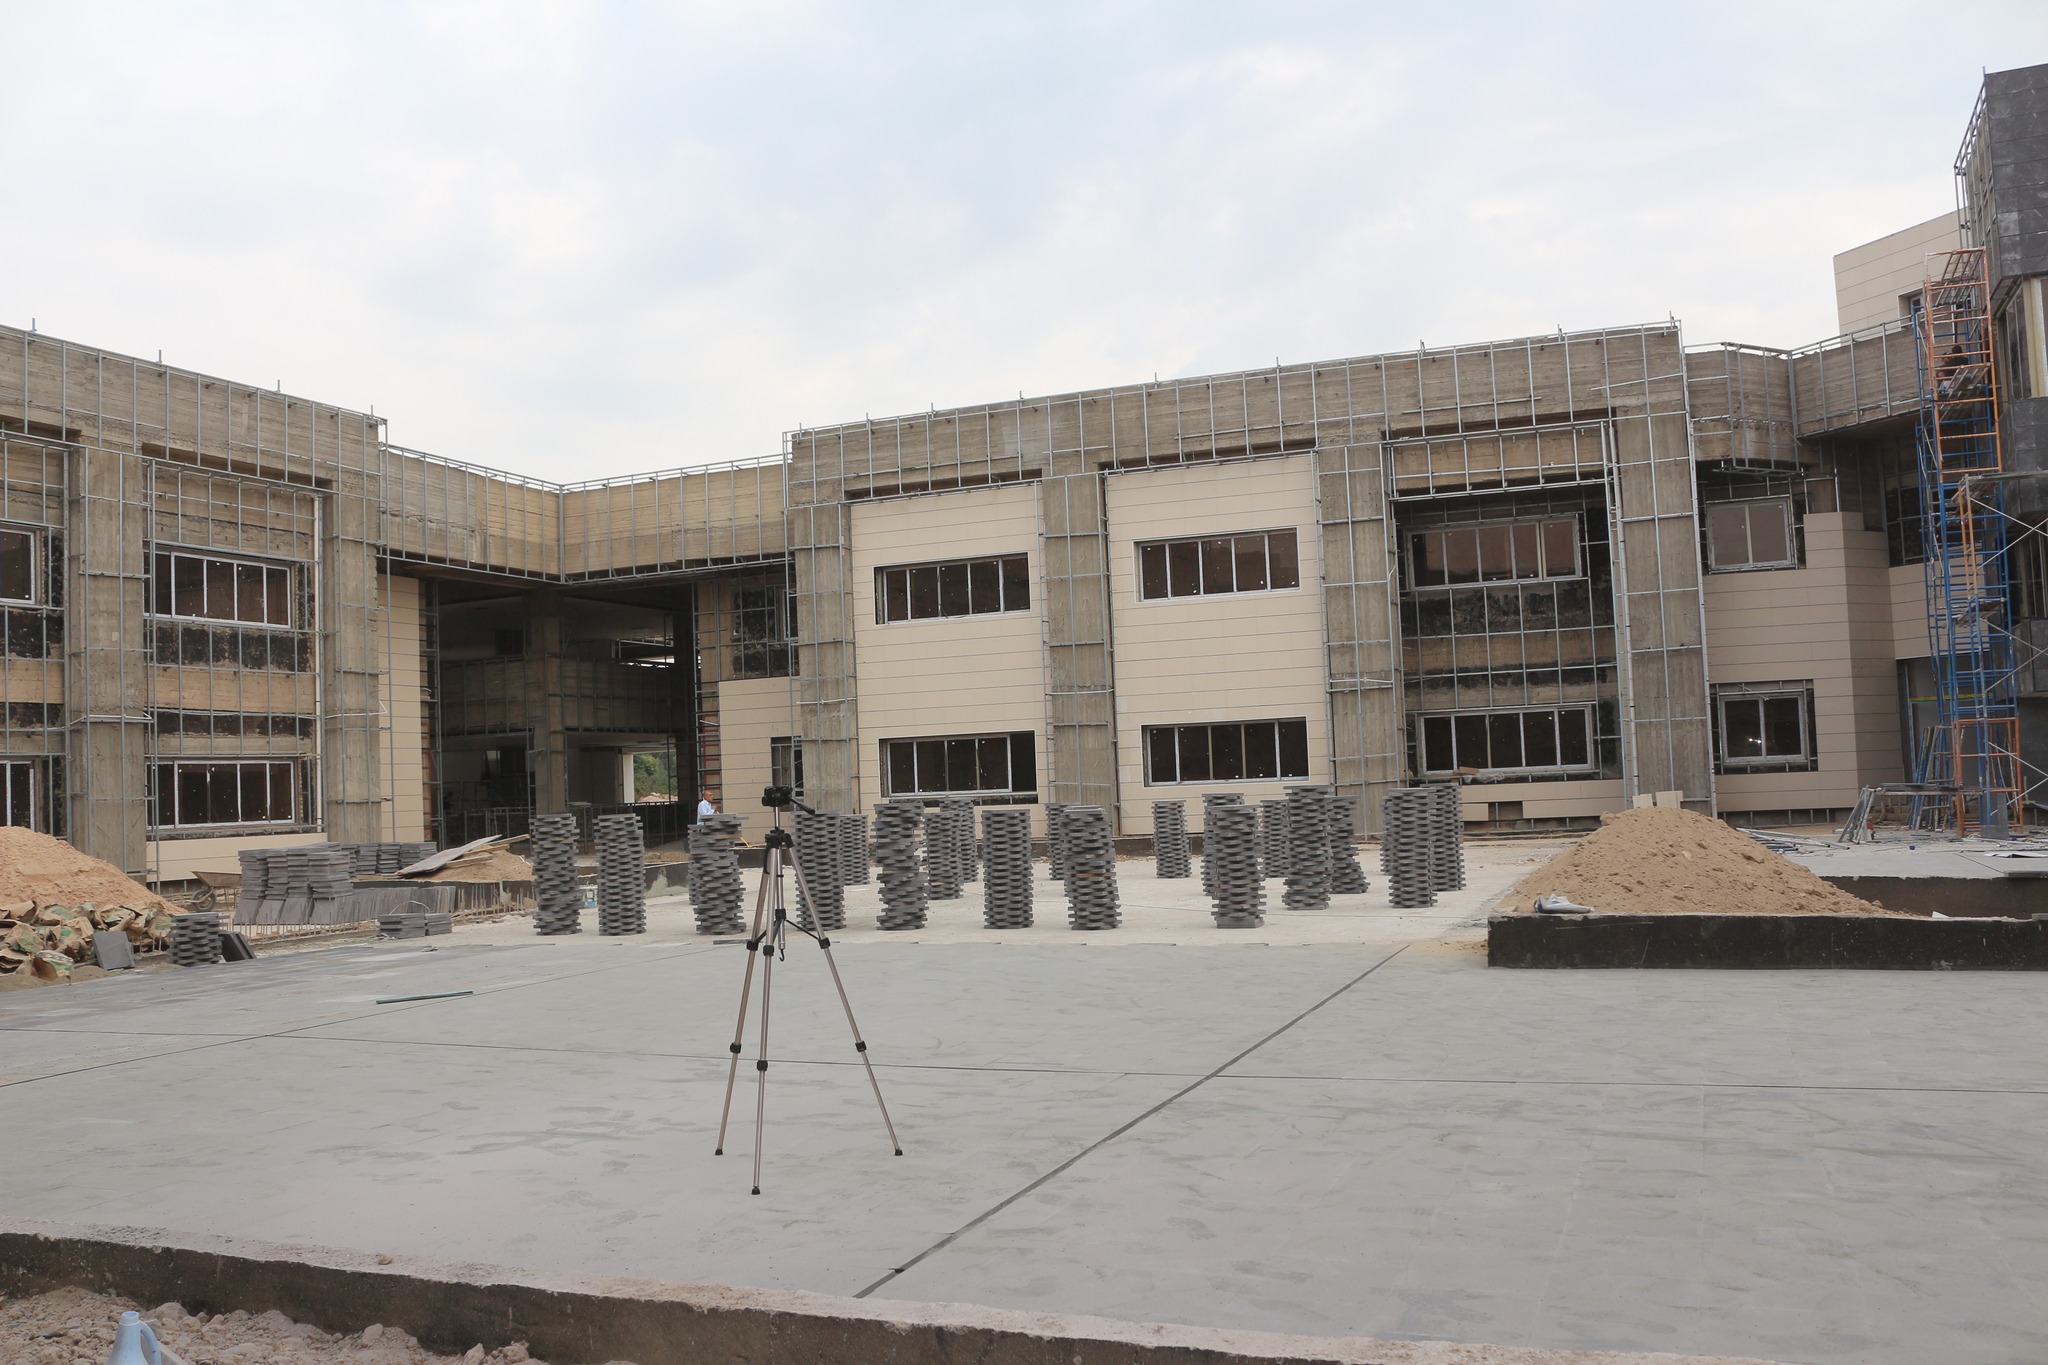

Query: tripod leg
715 847 778 1156
795 841 904 1157
751 915 778 1195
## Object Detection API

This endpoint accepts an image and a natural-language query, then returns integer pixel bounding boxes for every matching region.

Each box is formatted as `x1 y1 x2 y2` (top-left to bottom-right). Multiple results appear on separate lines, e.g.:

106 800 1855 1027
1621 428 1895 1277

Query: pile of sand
424 846 533 882
0 826 173 914
1505 806 1896 916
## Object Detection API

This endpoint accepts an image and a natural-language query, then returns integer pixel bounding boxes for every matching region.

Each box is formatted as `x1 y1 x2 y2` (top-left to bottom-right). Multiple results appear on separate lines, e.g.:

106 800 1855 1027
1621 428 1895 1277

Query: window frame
1407 517 1582 591
1703 497 1799 573
1415 706 1597 778
149 546 299 630
874 553 1032 624
148 758 303 831
1713 684 1815 771
878 730 1037 800
770 736 805 796
0 526 39 607
1 758 38 830
1134 529 1301 603
1141 718 1312 786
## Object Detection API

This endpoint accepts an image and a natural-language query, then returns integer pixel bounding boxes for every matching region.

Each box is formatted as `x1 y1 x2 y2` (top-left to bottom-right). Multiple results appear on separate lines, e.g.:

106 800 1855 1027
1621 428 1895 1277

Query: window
1704 499 1797 572
1143 718 1310 785
150 549 296 627
1884 486 1925 566
1409 518 1578 589
2 760 38 829
1418 707 1593 775
152 710 317 738
1714 684 1814 770
881 731 1036 798
770 736 805 795
732 585 793 678
1137 530 1299 601
149 759 300 829
876 554 1030 623
0 528 36 605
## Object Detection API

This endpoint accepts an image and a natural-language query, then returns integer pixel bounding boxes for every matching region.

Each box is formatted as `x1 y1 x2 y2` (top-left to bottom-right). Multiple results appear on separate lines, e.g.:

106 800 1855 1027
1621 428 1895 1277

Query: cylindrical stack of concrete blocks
168 910 223 966
1282 784 1333 910
980 808 1034 928
1382 787 1438 908
1044 802 1070 880
1152 800 1190 878
943 797 980 883
1205 803 1264 927
1200 792 1246 894
1327 792 1371 895
874 800 929 930
1259 800 1290 881
531 812 583 935
925 803 965 901
1060 805 1120 930
1429 784 1466 892
689 813 747 934
794 809 846 932
594 814 648 935
839 810 870 885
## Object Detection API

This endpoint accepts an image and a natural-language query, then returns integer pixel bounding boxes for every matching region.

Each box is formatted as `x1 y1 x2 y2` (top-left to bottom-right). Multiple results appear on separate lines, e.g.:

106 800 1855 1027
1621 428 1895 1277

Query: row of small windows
876 555 1031 623
1419 707 1594 776
150 550 297 628
1138 529 1299 601
882 732 1037 798
1409 519 1579 588
1144 719 1311 786
150 759 303 829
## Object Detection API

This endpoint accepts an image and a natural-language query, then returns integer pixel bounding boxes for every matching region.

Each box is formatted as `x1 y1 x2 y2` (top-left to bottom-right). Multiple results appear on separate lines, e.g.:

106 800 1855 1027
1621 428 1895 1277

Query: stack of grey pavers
1152 800 1190 878
1259 800 1291 881
242 845 355 926
234 848 271 924
925 802 966 901
304 847 355 924
1381 787 1438 908
794 808 846 932
169 910 222 966
1200 792 1246 895
1060 805 1120 930
1327 791 1372 895
1429 783 1466 893
531 812 584 935
980 808 1034 928
377 904 453 939
839 811 870 886
595 813 648 936
943 797 979 884
873 800 929 930
689 813 747 935
1044 802 1069 881
1205 803 1264 928
1282 784 1333 910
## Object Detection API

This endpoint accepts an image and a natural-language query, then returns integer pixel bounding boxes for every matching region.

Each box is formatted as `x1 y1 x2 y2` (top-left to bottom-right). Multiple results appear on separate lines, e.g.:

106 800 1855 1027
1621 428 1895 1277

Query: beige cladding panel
379 573 428 841
714 676 800 844
1833 212 1962 334
1104 456 1327 835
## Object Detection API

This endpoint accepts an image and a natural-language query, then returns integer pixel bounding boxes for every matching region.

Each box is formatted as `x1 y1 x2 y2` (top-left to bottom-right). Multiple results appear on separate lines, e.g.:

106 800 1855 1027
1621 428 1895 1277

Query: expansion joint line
853 945 1410 1299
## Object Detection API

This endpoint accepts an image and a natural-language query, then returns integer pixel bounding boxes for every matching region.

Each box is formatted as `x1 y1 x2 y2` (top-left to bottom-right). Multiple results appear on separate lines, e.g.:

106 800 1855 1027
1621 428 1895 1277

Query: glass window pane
267 566 292 625
1139 544 1168 600
204 560 235 619
235 563 266 625
176 767 208 826
1477 526 1514 582
173 555 205 617
1422 715 1455 772
1763 696 1804 757
1212 724 1244 781
1147 727 1176 783
1277 719 1309 778
152 552 172 615
1747 501 1791 565
1001 554 1030 611
887 740 916 795
1542 519 1577 578
938 563 970 617
1244 722 1278 779
1167 541 1201 597
968 559 1001 614
270 762 296 820
1488 713 1524 768
1443 529 1481 584
1009 732 1035 792
1523 711 1558 767
1200 538 1235 594
977 735 1009 791
208 765 241 824
908 566 940 619
0 531 32 602
155 764 175 827
1510 523 1540 581
1413 532 1446 588
881 569 906 622
1234 535 1268 592
1559 709 1590 766
1267 531 1300 589
1177 727 1211 782
1453 714 1490 769
915 739 946 792
240 765 268 823
1723 698 1764 759
945 738 977 791
1707 504 1751 568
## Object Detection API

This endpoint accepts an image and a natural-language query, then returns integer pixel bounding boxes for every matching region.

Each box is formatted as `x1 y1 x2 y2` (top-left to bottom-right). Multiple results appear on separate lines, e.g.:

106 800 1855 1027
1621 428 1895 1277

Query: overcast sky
4 3 2044 480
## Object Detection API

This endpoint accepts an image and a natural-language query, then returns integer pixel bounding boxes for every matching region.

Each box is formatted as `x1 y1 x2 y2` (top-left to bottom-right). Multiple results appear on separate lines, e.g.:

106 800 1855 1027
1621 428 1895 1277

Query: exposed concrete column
791 503 859 815
1314 443 1402 836
1039 473 1117 821
320 479 386 844
525 592 570 813
63 447 150 875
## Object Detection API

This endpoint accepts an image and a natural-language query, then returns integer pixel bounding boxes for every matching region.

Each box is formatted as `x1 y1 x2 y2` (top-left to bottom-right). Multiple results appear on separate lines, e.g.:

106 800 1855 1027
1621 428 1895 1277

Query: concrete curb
0 1216 1787 1365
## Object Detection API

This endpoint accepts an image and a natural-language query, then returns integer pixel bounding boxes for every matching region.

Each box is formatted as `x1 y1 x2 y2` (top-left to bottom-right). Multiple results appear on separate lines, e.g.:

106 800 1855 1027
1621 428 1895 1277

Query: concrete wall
1832 211 1961 334
714 676 799 845
1104 457 1325 836
378 573 429 841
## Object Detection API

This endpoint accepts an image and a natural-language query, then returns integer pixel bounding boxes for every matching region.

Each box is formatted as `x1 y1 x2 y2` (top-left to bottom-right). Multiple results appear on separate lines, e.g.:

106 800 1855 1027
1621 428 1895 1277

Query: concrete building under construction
4 63 2046 883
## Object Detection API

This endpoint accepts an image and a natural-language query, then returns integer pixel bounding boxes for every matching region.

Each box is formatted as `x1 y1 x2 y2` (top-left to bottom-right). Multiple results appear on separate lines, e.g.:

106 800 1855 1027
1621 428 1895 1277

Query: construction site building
2 62 2045 881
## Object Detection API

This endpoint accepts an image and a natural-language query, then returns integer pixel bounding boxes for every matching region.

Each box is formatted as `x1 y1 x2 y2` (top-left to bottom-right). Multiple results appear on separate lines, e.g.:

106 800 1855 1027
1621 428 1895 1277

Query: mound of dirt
425 846 533 882
0 826 173 914
1505 806 1896 916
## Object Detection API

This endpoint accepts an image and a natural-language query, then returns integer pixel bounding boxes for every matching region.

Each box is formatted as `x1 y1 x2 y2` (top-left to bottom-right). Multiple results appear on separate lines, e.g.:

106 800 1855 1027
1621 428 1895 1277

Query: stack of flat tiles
794 809 846 932
377 909 453 939
1382 787 1438 908
169 911 222 966
531 813 584 935
689 813 747 935
595 814 648 935
305 847 355 924
873 801 928 930
980 808 1034 928
925 804 965 901
1201 793 1247 894
1060 805 1120 931
1327 791 1371 895
1151 800 1190 878
234 849 270 924
1259 800 1291 881
1282 784 1332 911
1429 784 1467 892
1205 803 1264 928
839 811 870 885
1044 802 1069 881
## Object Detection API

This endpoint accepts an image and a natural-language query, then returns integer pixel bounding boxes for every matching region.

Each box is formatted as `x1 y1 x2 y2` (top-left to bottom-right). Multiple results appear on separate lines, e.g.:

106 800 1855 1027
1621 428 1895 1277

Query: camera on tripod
761 785 796 810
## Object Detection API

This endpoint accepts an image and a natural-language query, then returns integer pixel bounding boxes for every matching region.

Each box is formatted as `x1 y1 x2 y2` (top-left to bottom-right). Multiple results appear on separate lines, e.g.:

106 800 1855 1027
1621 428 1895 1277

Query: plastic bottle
106 1310 162 1365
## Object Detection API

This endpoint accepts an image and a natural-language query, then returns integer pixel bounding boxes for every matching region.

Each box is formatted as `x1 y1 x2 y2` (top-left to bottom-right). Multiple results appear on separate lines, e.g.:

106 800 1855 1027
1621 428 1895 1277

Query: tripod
714 793 901 1194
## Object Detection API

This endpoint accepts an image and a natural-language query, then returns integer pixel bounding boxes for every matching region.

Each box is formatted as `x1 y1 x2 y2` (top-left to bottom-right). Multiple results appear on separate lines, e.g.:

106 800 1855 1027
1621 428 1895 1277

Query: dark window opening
880 731 1037 798
877 554 1031 623
1143 719 1311 785
1136 529 1300 601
